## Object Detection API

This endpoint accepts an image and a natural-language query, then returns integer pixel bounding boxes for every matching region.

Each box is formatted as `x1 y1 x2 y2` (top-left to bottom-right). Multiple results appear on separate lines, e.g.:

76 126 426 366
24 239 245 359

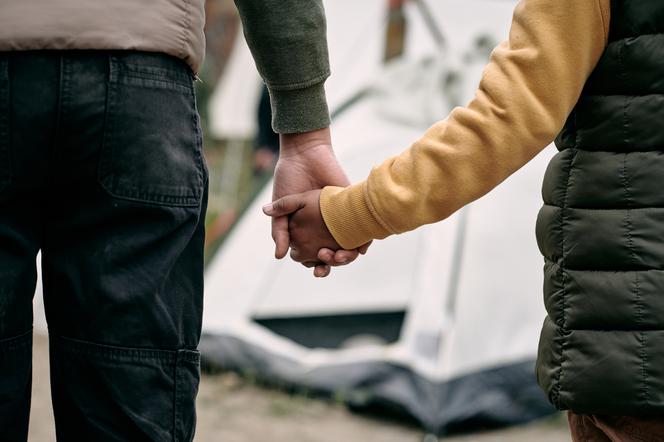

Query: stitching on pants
52 334 182 364
0 329 32 352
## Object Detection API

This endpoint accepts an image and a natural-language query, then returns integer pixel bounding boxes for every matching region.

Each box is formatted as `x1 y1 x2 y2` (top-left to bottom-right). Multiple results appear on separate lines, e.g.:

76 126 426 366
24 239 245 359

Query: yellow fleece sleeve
320 0 610 249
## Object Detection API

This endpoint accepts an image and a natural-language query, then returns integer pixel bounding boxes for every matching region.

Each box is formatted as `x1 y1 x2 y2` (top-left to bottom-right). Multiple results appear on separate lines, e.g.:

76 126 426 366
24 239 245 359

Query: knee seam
49 333 199 364
0 329 32 351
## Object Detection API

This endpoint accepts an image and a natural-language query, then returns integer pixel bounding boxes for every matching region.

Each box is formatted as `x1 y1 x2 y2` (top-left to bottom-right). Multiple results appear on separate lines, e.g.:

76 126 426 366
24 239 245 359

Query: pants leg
569 412 612 442
30 52 206 441
0 54 57 442
569 412 664 442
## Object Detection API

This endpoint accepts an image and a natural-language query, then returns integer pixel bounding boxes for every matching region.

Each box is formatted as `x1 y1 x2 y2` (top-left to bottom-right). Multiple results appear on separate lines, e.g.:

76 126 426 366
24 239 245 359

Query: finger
314 264 331 278
357 241 373 255
314 266 330 278
291 245 320 264
302 261 317 268
272 216 290 259
317 248 336 265
263 195 305 217
333 249 359 265
317 248 355 266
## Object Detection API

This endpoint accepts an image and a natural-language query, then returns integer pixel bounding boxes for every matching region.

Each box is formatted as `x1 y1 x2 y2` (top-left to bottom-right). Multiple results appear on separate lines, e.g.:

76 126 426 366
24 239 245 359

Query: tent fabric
200 335 551 435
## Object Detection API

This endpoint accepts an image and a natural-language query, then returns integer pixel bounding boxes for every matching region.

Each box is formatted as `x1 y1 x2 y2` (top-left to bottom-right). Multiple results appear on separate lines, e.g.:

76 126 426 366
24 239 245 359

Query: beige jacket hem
0 0 206 73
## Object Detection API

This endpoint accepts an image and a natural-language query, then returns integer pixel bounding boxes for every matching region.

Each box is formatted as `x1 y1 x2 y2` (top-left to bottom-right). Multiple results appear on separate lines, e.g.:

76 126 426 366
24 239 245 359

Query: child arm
320 0 611 250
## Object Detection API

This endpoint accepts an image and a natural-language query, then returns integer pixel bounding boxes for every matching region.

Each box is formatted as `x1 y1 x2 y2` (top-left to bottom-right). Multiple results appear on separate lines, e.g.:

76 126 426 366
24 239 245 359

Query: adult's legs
38 52 207 441
0 53 57 442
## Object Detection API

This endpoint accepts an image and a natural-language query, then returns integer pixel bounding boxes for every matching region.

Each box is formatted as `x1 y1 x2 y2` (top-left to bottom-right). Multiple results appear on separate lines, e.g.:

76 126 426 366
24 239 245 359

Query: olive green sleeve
234 0 331 134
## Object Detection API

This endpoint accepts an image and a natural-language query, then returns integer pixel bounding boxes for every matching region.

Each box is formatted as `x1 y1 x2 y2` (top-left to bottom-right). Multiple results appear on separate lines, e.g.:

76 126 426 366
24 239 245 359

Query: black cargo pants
0 51 207 441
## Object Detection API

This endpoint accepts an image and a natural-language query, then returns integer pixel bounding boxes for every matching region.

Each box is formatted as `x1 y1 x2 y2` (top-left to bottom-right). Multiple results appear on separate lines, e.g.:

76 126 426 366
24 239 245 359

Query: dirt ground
28 334 570 441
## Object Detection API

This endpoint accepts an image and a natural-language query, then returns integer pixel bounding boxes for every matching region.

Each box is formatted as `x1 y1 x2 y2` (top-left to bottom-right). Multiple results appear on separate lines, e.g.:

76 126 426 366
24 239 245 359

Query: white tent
202 0 556 434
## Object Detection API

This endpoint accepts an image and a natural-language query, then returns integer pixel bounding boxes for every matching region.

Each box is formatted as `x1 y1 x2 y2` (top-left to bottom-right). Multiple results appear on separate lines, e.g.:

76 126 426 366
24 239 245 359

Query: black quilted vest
535 0 664 414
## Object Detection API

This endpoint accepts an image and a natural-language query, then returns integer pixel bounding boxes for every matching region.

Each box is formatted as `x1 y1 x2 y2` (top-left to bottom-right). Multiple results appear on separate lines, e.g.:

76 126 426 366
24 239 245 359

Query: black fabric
0 51 207 441
535 0 664 415
256 86 279 153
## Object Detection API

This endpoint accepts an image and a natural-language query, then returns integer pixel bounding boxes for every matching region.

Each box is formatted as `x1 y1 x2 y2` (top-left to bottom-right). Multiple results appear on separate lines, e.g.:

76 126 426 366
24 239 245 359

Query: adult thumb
263 194 305 217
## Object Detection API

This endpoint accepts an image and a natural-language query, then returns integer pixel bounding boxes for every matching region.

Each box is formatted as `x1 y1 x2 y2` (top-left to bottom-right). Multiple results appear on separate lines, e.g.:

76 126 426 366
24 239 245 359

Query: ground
28 334 570 441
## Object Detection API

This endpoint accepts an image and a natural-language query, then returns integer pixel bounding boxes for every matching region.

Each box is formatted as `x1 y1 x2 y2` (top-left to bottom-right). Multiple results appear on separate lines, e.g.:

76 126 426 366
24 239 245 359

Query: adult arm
235 0 365 274
234 0 331 134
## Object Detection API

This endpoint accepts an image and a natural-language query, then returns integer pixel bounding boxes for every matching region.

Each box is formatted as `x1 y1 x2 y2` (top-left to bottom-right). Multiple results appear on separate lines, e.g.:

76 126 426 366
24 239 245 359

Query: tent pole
412 0 447 50
444 207 469 318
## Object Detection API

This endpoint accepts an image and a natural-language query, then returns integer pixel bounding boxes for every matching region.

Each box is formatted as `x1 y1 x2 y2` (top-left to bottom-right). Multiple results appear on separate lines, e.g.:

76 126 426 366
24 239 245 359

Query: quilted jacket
536 0 664 415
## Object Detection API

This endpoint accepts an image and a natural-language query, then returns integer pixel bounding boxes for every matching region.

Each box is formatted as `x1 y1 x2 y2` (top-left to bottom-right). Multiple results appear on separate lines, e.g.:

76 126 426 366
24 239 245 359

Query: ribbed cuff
269 82 331 134
319 183 392 250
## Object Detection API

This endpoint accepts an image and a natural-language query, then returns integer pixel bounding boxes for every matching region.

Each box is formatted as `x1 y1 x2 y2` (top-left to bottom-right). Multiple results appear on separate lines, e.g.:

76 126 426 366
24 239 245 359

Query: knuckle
290 248 302 262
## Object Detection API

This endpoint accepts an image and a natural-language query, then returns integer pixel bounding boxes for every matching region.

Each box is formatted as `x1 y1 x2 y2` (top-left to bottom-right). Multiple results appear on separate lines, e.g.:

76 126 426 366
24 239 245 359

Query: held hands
263 190 367 277
270 128 368 276
264 190 332 273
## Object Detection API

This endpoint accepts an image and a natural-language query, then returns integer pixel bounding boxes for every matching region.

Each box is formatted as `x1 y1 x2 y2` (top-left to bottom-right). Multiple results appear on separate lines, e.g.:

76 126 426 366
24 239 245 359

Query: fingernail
262 203 273 214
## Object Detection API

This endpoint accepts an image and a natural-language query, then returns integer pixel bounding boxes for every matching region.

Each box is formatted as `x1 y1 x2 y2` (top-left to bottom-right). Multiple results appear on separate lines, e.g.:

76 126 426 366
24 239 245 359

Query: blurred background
29 0 572 440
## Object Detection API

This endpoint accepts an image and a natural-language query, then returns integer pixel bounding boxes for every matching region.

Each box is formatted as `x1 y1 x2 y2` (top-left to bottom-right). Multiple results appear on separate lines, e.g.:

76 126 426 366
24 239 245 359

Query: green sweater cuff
268 81 331 134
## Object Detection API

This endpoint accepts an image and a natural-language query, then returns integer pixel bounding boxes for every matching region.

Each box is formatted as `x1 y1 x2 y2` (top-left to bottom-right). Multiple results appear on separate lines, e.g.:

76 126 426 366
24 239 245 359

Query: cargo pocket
49 335 202 441
0 59 11 195
99 56 205 207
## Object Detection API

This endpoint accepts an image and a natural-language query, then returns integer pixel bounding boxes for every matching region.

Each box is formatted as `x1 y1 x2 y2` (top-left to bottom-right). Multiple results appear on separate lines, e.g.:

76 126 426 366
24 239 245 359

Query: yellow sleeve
320 0 611 249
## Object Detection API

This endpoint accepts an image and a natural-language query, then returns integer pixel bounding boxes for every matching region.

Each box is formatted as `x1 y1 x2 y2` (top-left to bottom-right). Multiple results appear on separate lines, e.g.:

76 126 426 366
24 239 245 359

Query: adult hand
272 127 366 274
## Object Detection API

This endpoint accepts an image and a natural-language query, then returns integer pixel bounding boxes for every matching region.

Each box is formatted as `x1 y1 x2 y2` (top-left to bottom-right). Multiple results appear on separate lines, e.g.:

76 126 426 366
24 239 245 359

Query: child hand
263 190 341 275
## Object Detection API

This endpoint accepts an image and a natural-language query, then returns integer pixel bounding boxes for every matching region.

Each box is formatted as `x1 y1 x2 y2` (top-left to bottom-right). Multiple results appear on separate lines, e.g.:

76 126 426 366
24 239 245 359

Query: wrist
279 127 332 158
320 183 391 249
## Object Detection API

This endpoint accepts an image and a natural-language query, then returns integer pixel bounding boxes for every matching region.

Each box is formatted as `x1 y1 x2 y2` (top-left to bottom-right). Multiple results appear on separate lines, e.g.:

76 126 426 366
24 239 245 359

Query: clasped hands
262 128 369 277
